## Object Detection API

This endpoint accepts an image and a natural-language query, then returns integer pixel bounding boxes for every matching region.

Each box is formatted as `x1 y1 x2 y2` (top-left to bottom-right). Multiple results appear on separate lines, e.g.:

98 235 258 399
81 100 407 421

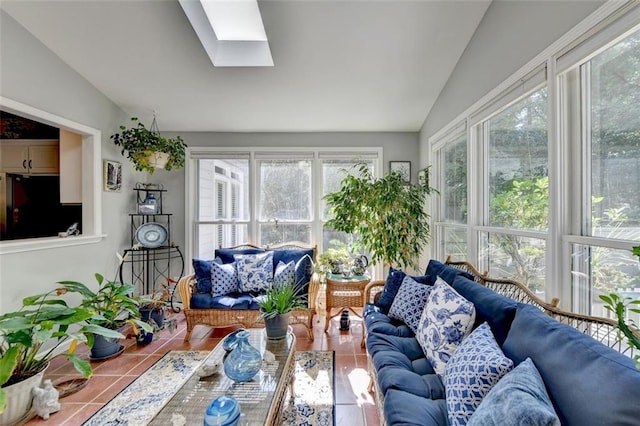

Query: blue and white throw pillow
234 251 274 293
468 357 560 426
445 323 514 426
421 277 476 377
274 260 296 287
211 261 238 297
388 276 433 333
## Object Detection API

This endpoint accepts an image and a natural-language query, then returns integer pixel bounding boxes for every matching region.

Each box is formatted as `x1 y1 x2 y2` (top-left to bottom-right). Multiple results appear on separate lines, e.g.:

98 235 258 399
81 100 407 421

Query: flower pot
136 330 154 346
264 312 291 340
90 333 123 360
140 307 165 329
0 364 47 426
146 152 169 170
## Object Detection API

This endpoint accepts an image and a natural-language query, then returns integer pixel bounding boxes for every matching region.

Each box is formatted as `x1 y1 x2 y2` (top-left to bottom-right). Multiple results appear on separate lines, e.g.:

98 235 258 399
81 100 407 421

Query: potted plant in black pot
134 285 177 345
257 282 306 340
59 274 153 360
110 116 187 174
0 287 122 424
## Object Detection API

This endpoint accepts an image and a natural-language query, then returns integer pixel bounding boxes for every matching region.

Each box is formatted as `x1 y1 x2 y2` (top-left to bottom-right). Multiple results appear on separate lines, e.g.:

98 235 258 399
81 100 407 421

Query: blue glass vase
223 330 261 382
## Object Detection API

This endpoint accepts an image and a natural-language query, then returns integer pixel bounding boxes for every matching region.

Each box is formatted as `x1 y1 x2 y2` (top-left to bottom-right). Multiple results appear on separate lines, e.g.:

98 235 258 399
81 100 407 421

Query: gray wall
0 11 142 313
419 0 604 151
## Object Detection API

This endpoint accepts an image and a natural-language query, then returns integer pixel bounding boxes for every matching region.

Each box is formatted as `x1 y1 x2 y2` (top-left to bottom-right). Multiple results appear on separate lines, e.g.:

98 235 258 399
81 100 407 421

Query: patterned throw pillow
193 257 222 294
445 323 514 426
274 260 296 288
234 251 274 293
388 276 433 333
468 358 560 426
420 277 476 377
211 261 238 297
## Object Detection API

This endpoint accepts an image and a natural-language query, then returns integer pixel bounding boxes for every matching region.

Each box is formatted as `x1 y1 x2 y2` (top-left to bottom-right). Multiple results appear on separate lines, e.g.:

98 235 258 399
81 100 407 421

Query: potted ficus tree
324 162 437 271
0 287 122 424
110 116 187 174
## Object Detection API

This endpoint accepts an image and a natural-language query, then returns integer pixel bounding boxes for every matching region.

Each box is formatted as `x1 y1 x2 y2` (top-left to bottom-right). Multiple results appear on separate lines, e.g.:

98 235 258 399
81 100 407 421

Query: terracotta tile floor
22 309 379 426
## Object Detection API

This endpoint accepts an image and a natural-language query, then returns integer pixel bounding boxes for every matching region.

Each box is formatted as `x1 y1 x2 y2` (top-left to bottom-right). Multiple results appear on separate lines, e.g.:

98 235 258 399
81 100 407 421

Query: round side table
324 273 370 331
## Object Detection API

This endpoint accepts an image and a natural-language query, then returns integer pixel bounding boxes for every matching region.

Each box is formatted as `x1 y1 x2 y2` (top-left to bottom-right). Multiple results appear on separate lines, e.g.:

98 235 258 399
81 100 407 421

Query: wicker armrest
307 272 320 310
177 273 196 310
364 279 386 305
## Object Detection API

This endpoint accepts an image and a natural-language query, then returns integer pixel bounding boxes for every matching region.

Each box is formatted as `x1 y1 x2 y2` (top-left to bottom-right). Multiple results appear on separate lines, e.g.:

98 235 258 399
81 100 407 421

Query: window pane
259 160 311 221
571 244 640 321
480 232 546 297
589 30 640 239
259 223 311 246
441 135 467 223
321 160 374 221
488 88 548 230
195 224 248 258
442 227 467 261
198 159 249 221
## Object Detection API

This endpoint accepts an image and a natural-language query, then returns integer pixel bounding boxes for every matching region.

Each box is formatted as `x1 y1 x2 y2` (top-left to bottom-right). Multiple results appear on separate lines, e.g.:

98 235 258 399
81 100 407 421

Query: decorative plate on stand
135 222 168 248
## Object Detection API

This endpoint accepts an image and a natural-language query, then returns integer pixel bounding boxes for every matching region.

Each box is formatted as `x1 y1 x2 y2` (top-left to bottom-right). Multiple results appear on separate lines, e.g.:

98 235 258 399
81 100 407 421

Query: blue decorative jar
204 396 240 426
223 330 261 382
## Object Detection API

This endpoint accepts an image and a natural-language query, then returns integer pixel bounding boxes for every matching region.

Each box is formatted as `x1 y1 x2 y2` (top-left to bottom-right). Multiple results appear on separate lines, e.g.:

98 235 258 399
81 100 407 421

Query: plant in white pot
0 288 121 424
258 282 306 340
110 116 186 174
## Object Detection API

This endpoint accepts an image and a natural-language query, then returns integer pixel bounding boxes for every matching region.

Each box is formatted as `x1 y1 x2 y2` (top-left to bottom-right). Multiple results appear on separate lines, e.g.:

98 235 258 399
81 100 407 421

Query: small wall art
103 160 122 192
390 161 411 182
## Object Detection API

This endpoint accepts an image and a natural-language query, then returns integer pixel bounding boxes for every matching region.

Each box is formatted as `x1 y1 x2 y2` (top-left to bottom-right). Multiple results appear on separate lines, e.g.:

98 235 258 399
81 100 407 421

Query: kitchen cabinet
0 140 59 175
59 130 82 204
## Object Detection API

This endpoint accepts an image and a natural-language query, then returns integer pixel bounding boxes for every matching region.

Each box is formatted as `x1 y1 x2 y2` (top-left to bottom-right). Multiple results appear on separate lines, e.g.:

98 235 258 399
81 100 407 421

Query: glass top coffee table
150 328 296 425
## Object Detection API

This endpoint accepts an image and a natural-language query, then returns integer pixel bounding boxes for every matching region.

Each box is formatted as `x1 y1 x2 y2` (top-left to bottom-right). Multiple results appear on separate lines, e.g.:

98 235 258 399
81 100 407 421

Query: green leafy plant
110 117 187 174
316 247 350 274
599 292 640 367
324 163 437 270
258 283 306 320
0 287 122 413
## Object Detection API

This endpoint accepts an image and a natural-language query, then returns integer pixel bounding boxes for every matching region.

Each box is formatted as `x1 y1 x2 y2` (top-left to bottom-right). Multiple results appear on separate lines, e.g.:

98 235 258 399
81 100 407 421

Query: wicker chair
177 242 320 342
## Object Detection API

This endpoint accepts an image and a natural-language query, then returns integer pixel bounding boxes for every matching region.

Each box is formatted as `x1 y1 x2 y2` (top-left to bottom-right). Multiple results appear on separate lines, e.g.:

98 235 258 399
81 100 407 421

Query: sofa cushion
294 254 314 306
503 303 640 426
234 251 274 293
193 257 222 294
426 259 474 285
452 275 517 345
468 358 560 426
367 333 426 363
377 267 430 314
190 292 260 310
377 367 445 400
274 260 296 287
271 247 315 270
418 277 476 377
211 261 238 297
384 389 448 426
388 277 433 333
445 323 514 426
215 247 265 264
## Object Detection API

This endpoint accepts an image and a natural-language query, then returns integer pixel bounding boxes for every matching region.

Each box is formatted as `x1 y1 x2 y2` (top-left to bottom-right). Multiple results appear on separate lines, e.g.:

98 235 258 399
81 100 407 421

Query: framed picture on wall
103 160 122 192
390 161 411 182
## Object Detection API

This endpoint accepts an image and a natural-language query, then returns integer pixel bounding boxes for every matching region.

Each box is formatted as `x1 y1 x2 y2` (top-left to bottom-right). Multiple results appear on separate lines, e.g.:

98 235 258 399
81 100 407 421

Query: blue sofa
177 243 318 341
364 260 640 425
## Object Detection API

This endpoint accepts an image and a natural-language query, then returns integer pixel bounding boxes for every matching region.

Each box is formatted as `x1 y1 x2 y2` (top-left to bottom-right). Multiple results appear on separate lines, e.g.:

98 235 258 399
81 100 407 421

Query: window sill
0 234 106 255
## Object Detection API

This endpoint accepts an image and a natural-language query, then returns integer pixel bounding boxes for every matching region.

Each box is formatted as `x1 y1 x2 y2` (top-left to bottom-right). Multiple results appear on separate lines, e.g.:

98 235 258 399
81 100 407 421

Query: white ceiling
1 0 491 132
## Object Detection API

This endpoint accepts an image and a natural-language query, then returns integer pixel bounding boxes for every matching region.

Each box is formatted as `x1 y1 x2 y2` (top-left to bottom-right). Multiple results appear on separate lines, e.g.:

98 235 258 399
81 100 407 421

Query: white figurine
263 350 276 363
32 379 61 420
196 359 221 378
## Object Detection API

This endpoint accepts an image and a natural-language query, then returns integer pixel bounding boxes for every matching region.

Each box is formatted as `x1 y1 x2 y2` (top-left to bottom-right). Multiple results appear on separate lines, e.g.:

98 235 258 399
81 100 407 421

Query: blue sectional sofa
364 259 640 425
177 242 318 341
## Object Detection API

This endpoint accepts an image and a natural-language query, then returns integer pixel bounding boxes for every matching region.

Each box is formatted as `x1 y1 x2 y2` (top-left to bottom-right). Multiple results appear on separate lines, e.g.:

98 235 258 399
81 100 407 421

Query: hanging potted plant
110 116 187 174
324 163 437 271
0 288 122 424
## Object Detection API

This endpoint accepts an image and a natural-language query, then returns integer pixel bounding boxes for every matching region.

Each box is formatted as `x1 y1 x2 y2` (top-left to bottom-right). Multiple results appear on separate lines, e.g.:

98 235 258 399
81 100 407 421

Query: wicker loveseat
363 258 640 425
177 242 319 342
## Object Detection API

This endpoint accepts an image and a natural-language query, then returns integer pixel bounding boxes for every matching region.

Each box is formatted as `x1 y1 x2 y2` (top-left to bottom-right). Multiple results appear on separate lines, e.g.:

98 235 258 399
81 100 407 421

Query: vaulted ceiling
1 1 491 132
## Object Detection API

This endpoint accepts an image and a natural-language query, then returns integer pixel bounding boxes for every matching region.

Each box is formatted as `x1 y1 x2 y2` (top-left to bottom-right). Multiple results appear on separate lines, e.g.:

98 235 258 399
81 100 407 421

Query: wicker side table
324 273 370 331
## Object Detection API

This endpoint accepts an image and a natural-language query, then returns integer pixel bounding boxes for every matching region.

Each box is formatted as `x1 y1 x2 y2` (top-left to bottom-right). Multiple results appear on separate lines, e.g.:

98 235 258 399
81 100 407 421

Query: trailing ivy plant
324 163 437 270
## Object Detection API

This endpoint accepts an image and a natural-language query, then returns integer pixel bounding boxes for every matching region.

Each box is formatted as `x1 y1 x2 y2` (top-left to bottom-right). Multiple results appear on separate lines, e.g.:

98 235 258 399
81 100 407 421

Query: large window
192 150 380 259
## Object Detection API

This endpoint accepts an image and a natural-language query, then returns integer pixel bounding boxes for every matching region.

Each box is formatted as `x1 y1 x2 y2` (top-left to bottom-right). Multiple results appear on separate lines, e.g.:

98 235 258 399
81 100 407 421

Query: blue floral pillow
211 261 238 297
468 357 560 426
387 276 433 333
445 323 514 426
274 260 296 288
419 277 476 377
234 251 274 293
